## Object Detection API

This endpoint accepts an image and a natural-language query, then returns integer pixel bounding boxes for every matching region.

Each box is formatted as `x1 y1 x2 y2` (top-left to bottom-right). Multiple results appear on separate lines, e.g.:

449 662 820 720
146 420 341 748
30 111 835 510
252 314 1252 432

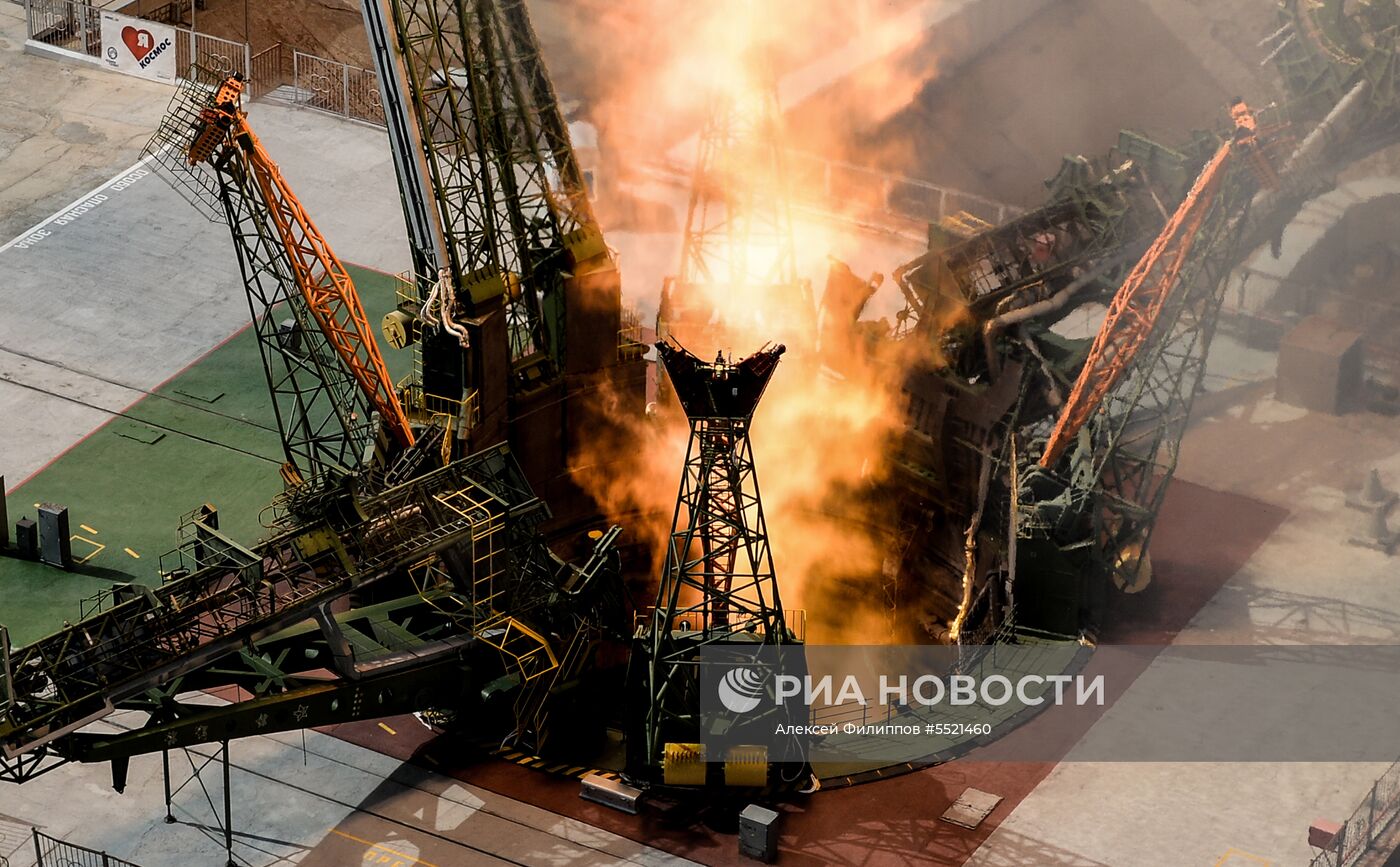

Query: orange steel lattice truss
190 76 415 452
240 128 415 450
1039 101 1265 469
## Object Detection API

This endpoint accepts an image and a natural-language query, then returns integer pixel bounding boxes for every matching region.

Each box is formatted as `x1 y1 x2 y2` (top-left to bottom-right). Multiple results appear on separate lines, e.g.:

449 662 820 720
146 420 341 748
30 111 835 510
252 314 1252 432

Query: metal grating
141 66 227 220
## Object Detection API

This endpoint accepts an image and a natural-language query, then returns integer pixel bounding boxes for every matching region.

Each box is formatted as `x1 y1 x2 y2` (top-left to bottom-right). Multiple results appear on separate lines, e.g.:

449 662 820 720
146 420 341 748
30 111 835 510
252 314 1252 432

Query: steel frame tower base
630 340 801 784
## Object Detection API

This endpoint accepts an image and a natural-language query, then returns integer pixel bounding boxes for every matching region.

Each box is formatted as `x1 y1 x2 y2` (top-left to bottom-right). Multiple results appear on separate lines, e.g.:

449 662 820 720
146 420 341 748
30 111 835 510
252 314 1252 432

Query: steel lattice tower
638 339 794 775
363 0 613 435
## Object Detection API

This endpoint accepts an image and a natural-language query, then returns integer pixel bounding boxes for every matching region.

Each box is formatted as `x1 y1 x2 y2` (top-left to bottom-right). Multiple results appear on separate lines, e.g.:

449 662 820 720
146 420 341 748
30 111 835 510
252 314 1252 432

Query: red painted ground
322 479 1287 865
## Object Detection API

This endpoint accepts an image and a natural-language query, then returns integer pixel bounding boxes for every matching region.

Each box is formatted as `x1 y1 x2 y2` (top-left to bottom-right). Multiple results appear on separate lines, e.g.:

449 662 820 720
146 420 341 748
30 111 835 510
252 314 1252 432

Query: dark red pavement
322 479 1287 865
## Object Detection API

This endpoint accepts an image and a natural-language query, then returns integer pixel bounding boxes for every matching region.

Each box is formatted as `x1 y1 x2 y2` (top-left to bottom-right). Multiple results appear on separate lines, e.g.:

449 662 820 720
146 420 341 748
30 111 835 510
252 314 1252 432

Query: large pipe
981 252 1134 378
1240 79 1371 254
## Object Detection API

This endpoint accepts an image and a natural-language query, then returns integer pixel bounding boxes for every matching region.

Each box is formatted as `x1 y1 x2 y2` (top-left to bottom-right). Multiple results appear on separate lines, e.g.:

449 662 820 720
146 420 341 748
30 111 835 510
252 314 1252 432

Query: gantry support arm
231 117 415 450
1039 102 1265 468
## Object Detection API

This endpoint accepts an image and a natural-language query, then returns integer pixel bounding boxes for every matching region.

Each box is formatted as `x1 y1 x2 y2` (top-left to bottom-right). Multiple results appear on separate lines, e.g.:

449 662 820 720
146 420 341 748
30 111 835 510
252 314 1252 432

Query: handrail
31 828 144 867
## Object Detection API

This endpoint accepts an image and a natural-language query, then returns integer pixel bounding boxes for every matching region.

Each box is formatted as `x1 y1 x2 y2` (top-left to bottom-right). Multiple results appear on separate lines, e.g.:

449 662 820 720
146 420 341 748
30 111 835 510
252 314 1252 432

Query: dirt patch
179 0 371 66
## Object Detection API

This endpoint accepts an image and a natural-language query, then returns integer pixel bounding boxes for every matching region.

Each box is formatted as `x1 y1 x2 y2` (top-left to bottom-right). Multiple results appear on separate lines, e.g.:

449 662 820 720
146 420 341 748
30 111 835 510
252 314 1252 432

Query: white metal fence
22 0 99 56
248 43 384 125
296 49 383 125
23 0 249 79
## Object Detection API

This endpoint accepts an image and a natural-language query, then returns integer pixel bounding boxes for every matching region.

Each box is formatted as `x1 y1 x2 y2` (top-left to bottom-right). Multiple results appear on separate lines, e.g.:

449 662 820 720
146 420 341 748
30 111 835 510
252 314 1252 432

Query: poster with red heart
99 11 176 83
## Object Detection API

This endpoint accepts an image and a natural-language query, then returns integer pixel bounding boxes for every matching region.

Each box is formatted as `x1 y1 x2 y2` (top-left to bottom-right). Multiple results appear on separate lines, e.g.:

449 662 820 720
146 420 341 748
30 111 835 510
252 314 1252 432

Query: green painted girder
60 656 472 764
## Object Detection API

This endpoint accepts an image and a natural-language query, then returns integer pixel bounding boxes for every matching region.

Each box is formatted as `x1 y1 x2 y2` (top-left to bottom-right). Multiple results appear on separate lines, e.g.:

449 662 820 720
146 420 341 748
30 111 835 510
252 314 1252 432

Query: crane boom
235 122 415 450
1039 101 1261 468
194 76 414 453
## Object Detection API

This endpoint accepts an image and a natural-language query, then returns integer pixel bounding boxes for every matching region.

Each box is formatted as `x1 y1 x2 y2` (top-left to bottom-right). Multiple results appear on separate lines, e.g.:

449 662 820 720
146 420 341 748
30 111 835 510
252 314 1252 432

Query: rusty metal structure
5 0 1400 823
149 72 415 495
0 0 643 809
879 0 1400 643
363 0 644 527
1039 101 1271 469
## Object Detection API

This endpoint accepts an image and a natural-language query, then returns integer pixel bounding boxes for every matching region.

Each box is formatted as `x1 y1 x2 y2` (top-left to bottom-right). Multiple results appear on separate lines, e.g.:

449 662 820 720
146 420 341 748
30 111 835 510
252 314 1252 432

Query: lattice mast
660 13 808 348
640 339 792 772
1037 101 1275 592
144 72 412 485
363 0 608 414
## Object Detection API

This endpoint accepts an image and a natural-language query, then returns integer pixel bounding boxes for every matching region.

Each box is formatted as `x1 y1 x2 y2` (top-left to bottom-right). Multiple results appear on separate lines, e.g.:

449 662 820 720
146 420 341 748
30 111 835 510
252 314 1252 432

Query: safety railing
619 306 647 360
1309 758 1400 867
22 0 98 56
289 49 384 126
31 828 143 867
809 696 897 729
0 814 22 867
248 41 293 99
242 40 1021 229
633 608 807 643
645 150 1020 232
246 43 384 125
114 0 192 26
23 0 249 80
22 0 1017 229
786 150 1021 227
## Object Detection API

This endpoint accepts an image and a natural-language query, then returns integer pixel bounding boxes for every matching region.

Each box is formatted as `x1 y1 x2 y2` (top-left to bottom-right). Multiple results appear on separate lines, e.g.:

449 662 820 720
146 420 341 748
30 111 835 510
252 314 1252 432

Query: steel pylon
636 339 796 777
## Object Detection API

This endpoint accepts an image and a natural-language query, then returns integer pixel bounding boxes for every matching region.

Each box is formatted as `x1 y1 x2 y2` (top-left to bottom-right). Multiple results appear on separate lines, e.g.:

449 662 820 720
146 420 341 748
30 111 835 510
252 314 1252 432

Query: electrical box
738 803 780 863
38 504 73 570
15 518 38 560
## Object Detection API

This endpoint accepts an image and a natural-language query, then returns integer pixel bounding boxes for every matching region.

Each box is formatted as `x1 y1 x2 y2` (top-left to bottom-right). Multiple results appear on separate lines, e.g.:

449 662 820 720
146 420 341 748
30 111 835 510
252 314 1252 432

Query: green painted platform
0 265 411 646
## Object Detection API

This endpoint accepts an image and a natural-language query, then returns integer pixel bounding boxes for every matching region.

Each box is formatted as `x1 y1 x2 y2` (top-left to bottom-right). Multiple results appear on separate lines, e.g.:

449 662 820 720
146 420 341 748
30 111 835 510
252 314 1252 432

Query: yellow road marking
330 829 439 867
70 535 105 564
80 524 98 534
1215 848 1273 866
378 722 397 736
124 547 140 559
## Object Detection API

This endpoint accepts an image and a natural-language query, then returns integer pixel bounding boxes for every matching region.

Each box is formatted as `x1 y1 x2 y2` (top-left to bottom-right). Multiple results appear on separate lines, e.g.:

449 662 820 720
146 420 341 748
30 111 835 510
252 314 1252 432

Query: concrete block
1276 316 1364 414
1309 818 1343 850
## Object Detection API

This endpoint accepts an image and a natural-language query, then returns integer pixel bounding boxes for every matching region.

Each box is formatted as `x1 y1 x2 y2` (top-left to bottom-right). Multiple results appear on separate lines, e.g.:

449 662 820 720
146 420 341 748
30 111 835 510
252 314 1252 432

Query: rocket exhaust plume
569 0 940 643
